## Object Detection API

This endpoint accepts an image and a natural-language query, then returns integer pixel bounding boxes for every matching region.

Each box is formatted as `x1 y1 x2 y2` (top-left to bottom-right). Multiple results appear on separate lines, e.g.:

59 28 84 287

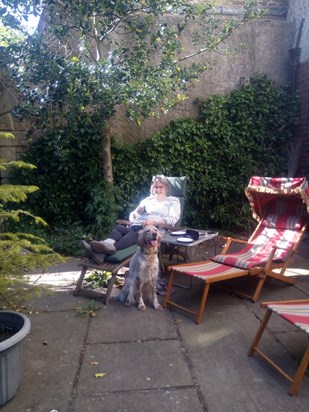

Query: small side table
159 229 219 290
161 229 219 263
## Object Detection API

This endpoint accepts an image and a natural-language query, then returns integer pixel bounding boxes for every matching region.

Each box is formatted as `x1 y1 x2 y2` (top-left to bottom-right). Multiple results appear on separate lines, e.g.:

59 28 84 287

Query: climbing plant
11 74 299 251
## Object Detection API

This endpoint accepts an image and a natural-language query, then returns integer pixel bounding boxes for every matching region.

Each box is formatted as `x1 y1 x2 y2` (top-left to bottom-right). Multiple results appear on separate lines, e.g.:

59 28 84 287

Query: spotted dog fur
119 225 163 310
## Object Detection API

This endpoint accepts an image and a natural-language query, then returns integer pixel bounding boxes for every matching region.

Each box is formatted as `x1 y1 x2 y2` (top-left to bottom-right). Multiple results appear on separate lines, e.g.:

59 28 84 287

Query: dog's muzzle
150 233 158 247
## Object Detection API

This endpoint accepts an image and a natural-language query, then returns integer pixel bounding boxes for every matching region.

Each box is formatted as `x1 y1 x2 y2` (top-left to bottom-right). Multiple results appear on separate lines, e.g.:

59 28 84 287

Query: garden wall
3 0 307 179
0 72 29 181
112 3 294 143
287 0 309 178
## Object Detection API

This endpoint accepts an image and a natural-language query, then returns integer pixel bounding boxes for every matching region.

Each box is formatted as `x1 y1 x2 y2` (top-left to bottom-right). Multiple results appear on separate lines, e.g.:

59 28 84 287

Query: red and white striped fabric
170 260 247 281
169 177 309 281
266 302 309 334
245 176 309 222
211 215 304 269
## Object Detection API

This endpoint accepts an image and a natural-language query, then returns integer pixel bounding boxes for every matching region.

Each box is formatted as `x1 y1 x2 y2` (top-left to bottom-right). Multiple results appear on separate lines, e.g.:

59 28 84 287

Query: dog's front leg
125 286 136 306
123 277 136 306
136 278 146 311
152 277 163 310
153 292 163 310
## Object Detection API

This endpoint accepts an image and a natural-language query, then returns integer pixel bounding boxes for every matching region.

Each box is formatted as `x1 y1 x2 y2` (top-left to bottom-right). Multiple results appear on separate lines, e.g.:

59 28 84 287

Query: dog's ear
156 230 162 249
137 230 146 249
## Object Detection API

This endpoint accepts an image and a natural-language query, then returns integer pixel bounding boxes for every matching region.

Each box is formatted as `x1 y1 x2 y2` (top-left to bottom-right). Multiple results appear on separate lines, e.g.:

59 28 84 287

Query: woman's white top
129 195 181 228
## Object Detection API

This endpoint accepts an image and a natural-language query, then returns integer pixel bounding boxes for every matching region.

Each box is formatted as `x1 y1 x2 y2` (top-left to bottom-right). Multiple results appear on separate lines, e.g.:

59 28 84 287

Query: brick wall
295 60 309 178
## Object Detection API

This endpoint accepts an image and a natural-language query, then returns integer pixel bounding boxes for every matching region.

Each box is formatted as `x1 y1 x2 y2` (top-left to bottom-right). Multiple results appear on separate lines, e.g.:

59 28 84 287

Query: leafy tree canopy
1 1 261 137
0 0 259 190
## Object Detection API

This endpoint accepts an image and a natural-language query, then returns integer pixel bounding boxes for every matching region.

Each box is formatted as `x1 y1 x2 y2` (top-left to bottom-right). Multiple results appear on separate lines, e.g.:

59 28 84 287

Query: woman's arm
163 197 181 226
142 197 181 227
129 197 149 221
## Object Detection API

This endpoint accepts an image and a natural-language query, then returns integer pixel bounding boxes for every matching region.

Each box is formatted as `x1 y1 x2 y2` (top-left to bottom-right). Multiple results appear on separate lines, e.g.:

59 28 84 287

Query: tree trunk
102 122 113 184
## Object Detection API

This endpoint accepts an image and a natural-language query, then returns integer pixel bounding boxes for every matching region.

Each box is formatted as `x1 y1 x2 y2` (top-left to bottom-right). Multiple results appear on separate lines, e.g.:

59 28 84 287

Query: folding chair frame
75 176 188 304
164 222 306 324
248 300 309 396
74 256 132 304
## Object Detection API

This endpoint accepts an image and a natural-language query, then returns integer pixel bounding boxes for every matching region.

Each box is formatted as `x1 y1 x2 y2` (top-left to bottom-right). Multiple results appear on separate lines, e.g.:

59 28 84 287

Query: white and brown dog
119 225 163 311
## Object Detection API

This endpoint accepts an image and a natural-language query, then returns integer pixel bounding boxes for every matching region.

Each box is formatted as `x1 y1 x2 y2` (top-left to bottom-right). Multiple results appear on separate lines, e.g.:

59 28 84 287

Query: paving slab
1 236 308 412
77 340 193 393
73 387 203 412
172 302 309 412
87 300 177 343
1 308 89 412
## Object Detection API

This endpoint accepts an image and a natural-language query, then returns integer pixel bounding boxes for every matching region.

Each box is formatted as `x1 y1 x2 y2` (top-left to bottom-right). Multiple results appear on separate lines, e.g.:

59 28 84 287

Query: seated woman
82 175 181 264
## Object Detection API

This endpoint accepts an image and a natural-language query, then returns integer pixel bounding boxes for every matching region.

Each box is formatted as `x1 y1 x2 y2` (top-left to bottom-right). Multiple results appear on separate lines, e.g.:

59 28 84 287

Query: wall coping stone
210 6 287 17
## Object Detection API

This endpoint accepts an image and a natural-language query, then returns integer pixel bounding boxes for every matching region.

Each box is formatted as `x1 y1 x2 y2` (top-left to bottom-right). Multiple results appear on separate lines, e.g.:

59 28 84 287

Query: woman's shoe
81 240 106 264
91 240 116 254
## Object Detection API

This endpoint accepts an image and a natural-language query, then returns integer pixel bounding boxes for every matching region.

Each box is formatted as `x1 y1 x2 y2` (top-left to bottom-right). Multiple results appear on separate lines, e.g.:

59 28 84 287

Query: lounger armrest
271 245 295 252
264 245 296 274
158 223 185 231
116 220 182 231
261 299 309 308
220 236 249 254
221 236 248 244
116 219 131 226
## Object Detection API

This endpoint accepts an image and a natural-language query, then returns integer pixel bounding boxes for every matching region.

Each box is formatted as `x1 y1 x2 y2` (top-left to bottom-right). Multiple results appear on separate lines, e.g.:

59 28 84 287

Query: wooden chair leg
251 274 267 302
105 273 118 304
164 273 211 324
74 266 87 296
248 308 272 356
289 343 309 396
249 308 309 396
197 283 210 324
163 271 175 308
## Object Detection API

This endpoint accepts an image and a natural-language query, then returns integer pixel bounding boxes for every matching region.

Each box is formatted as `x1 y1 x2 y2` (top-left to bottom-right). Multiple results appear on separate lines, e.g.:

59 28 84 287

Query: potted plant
0 311 31 405
0 131 64 404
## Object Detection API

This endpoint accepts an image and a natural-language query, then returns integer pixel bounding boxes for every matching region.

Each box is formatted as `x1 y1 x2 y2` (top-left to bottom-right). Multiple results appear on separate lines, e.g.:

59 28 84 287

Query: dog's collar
143 250 158 255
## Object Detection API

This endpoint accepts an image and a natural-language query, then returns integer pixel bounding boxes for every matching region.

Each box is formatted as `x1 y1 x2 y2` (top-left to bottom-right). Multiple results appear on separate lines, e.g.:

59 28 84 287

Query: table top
162 229 219 247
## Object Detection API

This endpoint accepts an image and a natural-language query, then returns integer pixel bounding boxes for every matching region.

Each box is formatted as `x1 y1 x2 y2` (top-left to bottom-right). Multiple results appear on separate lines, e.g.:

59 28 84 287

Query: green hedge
11 74 299 245
113 75 299 232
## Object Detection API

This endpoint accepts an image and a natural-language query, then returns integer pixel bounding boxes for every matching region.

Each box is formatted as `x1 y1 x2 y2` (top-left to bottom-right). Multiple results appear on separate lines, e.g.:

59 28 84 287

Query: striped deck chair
74 176 187 304
164 176 309 324
248 300 309 395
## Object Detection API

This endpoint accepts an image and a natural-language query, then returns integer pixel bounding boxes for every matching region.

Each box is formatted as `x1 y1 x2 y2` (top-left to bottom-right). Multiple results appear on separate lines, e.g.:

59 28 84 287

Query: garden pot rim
0 310 31 351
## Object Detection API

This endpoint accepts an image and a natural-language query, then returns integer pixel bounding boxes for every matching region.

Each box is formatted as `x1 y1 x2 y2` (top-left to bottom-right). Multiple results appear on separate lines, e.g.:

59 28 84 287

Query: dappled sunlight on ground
276 267 309 277
26 270 80 290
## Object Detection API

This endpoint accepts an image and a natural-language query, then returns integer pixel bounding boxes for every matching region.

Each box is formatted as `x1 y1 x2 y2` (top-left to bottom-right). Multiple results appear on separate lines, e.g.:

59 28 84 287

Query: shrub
0 133 64 308
11 74 299 248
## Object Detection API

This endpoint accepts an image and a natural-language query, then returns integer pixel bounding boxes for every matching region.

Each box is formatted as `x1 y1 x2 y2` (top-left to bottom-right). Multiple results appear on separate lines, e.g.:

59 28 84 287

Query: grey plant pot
0 311 31 406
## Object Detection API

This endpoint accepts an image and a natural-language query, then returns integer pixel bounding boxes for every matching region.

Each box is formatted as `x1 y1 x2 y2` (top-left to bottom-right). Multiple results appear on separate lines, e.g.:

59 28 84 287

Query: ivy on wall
11 74 299 247
113 74 299 232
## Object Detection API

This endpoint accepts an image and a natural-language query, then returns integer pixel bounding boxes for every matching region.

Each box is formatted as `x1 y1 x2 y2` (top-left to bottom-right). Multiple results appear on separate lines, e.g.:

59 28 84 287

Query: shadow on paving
1 237 309 412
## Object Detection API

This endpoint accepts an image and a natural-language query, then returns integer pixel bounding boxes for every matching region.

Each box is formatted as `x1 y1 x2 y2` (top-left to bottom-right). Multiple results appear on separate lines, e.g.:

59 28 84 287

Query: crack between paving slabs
67 315 92 412
170 310 209 412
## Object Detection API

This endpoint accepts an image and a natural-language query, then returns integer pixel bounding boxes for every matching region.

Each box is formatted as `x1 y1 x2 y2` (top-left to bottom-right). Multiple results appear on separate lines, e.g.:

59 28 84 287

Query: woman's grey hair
151 175 169 194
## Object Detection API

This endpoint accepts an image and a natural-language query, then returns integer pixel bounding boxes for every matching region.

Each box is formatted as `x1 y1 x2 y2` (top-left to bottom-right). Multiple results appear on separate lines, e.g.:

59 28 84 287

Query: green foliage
0 133 64 308
192 74 299 229
2 0 264 249
85 181 118 238
1 0 260 123
84 270 113 289
11 115 107 225
10 74 299 249
1 0 261 193
113 118 209 223
113 75 299 232
76 299 100 318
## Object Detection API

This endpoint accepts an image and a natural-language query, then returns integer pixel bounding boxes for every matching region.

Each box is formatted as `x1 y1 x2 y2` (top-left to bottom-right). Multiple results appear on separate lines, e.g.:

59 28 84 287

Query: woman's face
152 179 168 200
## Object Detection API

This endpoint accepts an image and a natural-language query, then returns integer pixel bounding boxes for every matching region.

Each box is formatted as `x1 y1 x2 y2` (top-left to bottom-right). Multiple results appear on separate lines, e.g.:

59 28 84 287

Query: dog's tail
118 287 126 302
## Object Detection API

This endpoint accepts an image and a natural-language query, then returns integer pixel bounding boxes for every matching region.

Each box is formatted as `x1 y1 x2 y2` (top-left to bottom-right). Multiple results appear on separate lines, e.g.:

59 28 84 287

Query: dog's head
137 225 161 252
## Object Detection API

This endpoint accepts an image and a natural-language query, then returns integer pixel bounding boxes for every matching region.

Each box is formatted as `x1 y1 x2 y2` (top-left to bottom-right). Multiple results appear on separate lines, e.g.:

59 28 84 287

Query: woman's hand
137 206 146 214
142 219 162 227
